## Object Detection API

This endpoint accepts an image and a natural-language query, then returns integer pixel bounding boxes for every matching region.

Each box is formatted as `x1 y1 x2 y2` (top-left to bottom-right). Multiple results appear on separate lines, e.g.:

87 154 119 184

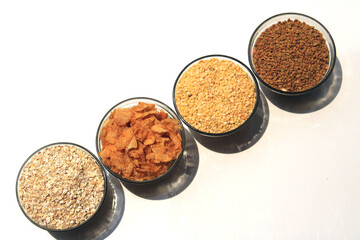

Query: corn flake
99 102 182 181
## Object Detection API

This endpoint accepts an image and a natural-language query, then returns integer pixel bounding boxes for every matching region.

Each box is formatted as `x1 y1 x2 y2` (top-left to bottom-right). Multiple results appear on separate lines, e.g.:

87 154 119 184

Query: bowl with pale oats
16 142 107 231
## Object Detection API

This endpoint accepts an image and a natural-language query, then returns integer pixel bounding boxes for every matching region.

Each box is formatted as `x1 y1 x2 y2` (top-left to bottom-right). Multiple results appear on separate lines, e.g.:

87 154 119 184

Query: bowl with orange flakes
96 97 186 184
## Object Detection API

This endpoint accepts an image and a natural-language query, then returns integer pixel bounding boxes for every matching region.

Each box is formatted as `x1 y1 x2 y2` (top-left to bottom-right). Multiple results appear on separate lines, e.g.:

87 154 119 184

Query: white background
1 0 360 239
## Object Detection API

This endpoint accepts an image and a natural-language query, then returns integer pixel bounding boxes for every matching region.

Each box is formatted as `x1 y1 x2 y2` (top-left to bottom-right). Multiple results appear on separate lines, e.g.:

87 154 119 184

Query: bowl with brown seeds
248 12 336 96
173 55 260 137
16 142 107 231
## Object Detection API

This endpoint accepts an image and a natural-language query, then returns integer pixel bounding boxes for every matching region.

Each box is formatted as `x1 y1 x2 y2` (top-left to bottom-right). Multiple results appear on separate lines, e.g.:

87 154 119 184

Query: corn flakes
99 102 183 181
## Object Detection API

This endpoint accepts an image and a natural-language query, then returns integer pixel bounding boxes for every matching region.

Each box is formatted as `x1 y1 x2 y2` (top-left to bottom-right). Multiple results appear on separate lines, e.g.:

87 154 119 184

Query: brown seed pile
253 19 329 92
175 58 257 134
18 144 105 230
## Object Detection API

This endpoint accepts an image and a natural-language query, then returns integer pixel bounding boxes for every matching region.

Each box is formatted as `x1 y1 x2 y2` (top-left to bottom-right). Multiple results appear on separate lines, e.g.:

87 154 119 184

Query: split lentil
175 58 257 134
253 19 329 92
17 144 105 230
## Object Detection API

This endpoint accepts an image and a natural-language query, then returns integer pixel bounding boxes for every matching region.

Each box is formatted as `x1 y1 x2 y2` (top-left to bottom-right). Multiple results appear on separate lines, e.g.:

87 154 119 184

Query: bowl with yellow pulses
173 55 260 137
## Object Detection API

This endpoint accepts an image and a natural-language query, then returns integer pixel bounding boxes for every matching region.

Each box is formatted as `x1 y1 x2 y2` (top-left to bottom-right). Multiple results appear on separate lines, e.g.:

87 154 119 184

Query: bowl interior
96 97 186 184
16 142 107 232
173 54 260 137
248 13 336 95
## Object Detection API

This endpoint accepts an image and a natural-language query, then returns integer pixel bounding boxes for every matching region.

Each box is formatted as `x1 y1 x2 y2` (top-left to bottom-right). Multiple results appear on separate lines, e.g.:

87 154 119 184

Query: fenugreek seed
253 19 329 92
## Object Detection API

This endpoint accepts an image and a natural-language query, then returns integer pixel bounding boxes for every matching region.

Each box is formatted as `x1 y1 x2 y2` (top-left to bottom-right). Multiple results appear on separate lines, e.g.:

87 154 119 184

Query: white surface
1 0 360 239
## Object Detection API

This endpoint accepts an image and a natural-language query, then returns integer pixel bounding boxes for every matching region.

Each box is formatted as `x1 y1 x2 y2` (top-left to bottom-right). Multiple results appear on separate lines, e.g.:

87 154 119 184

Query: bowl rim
172 54 260 137
15 142 108 232
95 96 186 185
248 12 337 96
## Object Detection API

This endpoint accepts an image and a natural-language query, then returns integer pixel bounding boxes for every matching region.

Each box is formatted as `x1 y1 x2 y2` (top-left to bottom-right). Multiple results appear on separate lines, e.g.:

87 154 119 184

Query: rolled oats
17 144 105 230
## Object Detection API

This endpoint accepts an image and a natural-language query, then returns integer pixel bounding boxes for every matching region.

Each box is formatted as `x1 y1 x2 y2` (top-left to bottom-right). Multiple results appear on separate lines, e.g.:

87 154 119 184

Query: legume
253 19 329 92
175 58 257 134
